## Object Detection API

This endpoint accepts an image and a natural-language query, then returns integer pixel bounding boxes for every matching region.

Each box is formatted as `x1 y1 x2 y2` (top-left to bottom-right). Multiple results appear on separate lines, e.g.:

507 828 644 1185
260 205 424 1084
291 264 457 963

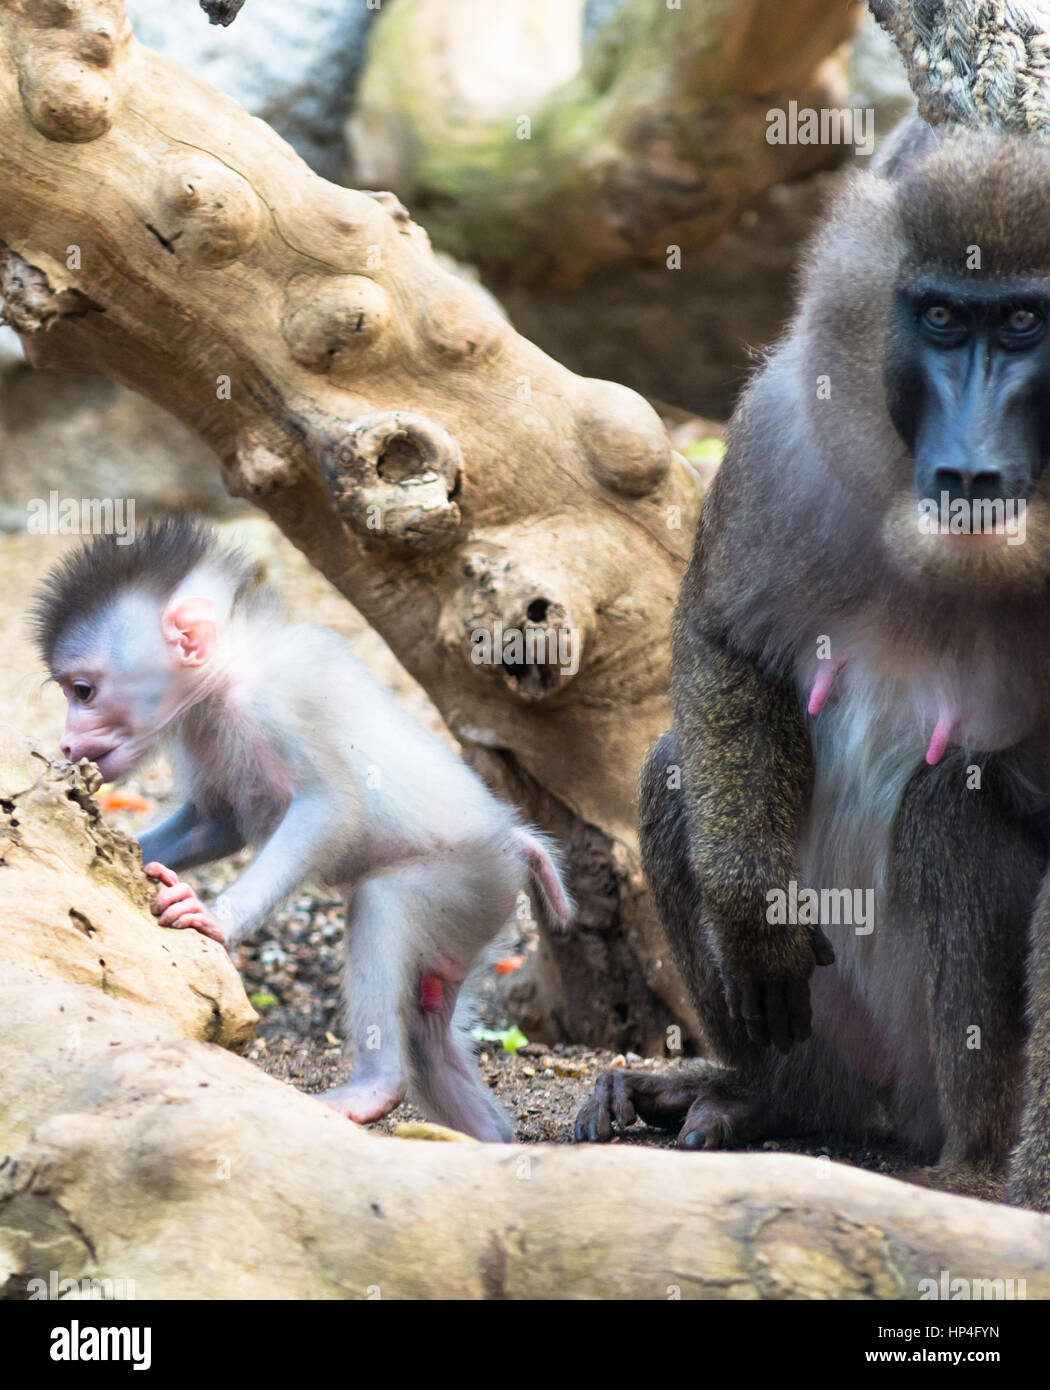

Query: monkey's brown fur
577 124 1050 1208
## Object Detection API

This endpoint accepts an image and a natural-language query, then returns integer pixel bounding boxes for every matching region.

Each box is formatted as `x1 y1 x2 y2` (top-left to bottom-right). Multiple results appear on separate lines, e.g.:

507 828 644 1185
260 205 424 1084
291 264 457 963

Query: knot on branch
13 0 129 143
361 190 413 226
321 412 463 551
157 156 262 267
445 544 587 703
0 249 100 336
223 438 304 500
282 275 392 374
575 378 672 497
418 278 510 362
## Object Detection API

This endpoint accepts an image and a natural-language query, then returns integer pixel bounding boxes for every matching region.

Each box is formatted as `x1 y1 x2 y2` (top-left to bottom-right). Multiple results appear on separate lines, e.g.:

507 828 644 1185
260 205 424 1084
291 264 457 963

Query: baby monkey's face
51 592 217 782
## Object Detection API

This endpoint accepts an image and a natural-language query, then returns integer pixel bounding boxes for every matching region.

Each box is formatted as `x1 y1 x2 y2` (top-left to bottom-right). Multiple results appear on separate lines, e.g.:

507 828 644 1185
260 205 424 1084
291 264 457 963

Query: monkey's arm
138 801 245 872
205 793 339 946
672 609 832 1050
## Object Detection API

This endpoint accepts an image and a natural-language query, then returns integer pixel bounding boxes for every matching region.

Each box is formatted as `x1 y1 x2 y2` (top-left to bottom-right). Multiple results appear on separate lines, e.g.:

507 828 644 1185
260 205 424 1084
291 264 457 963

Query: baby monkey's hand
144 861 227 946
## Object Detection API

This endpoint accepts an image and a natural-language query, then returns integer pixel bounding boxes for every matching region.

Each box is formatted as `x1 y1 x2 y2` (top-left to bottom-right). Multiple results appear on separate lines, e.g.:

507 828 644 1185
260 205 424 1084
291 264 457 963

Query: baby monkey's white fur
49 536 572 1142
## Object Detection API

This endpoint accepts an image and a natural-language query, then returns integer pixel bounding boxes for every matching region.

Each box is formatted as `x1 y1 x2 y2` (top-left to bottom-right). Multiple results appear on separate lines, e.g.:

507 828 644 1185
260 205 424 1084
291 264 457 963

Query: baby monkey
34 517 572 1141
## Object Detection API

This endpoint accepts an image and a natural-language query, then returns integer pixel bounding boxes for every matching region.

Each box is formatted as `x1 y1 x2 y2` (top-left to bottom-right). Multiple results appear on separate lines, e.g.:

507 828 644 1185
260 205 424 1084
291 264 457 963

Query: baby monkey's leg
318 854 515 1141
318 880 409 1124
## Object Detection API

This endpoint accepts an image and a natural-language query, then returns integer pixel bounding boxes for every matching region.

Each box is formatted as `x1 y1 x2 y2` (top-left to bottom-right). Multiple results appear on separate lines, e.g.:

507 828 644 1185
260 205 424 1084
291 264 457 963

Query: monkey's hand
720 925 835 1053
144 862 227 946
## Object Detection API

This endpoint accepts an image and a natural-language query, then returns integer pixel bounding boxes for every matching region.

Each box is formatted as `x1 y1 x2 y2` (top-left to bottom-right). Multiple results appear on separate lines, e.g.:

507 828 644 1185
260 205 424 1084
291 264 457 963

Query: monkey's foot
144 862 227 945
315 1074 407 1125
676 1090 761 1151
575 1064 764 1149
575 1067 715 1143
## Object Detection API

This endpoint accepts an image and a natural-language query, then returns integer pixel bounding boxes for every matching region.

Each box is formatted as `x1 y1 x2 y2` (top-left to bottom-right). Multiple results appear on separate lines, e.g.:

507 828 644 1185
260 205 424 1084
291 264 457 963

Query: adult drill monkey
34 517 572 1143
576 120 1050 1208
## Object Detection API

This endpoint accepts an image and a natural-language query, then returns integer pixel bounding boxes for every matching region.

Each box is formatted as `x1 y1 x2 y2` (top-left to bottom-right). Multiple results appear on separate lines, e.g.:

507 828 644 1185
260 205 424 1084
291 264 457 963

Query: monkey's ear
161 596 217 667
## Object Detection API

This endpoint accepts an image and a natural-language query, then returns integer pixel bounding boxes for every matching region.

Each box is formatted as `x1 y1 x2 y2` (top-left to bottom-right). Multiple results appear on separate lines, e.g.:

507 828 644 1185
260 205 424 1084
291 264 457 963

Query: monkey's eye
921 304 958 331
71 680 94 703
1002 306 1044 338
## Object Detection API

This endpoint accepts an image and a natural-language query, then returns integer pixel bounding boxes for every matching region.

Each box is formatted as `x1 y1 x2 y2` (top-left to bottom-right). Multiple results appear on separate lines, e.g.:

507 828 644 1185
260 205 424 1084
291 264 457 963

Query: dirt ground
0 515 912 1175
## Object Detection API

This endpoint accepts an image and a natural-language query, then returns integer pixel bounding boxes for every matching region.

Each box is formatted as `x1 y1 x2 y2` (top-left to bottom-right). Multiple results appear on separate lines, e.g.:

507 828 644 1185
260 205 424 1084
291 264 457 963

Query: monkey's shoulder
223 620 393 748
255 621 381 692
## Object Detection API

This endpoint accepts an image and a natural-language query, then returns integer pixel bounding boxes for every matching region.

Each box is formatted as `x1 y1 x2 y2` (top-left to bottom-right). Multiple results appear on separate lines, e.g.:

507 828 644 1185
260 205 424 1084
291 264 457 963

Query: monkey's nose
60 737 73 758
933 466 1003 504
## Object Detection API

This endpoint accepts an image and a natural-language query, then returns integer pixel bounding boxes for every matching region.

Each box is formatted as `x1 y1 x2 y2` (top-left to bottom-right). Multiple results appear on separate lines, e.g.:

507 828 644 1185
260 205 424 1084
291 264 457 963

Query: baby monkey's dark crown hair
32 514 256 666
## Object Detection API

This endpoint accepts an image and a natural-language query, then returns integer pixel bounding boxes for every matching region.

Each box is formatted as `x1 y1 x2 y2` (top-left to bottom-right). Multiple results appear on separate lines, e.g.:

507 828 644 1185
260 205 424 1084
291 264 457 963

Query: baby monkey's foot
145 862 227 945
316 1072 407 1124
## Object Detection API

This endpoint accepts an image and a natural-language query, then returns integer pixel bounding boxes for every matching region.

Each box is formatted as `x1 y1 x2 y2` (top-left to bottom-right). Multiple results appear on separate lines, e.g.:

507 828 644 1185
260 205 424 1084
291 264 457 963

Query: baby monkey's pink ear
161 596 217 667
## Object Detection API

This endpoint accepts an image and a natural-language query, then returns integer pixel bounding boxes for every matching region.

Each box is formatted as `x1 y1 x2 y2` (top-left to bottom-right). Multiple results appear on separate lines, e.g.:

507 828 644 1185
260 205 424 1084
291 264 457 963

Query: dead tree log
0 724 257 1050
4 964 1050 1299
0 0 700 1051
2 710 1049 1300
349 0 866 286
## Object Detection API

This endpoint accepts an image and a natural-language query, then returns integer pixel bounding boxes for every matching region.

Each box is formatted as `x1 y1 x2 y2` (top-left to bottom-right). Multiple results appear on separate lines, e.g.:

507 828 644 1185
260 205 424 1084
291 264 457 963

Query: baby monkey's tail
517 827 574 931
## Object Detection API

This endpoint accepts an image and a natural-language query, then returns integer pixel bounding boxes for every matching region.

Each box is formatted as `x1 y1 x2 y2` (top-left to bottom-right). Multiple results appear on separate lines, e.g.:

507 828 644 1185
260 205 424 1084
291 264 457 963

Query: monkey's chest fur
176 711 296 845
794 638 1047 1135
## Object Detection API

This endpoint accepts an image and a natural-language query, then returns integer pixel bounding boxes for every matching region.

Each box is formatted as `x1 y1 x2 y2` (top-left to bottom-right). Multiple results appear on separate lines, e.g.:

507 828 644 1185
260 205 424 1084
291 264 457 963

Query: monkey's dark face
879 279 1050 585
886 282 1050 505
790 132 1050 593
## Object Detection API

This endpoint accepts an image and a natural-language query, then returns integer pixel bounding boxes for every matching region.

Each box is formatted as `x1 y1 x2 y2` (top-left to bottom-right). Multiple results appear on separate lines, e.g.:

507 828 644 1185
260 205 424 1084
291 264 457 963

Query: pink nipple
808 656 846 717
925 713 956 766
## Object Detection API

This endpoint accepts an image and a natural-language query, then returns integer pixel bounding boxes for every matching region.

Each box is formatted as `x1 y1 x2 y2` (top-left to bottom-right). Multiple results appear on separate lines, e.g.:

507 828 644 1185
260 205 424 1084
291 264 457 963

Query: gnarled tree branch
0 0 700 1049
